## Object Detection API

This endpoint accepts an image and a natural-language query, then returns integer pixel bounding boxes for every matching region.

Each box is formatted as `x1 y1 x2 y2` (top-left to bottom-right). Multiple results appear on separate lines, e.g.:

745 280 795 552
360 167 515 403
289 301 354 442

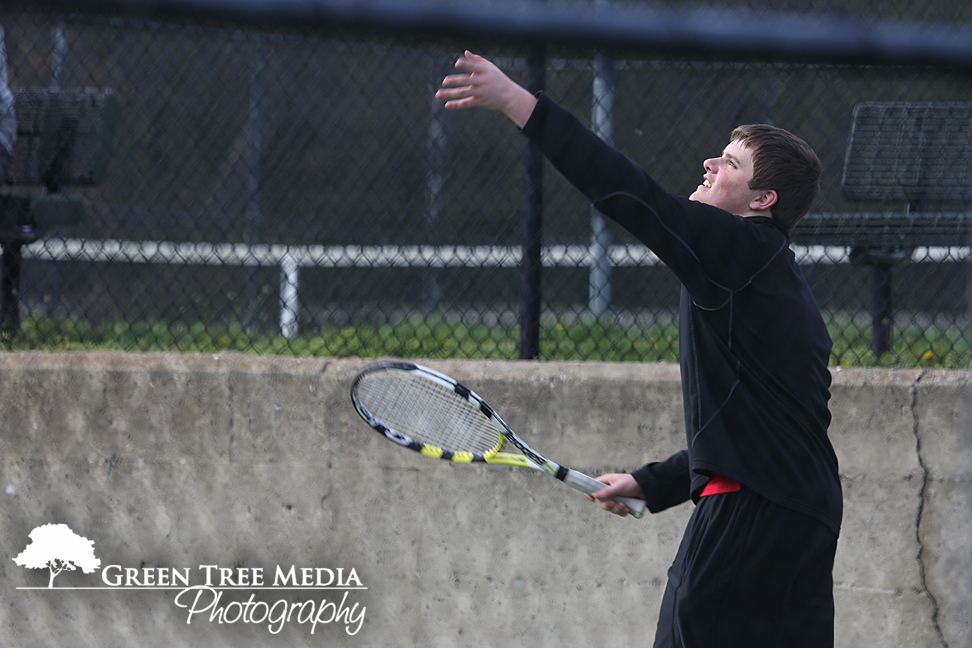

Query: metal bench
791 102 972 357
0 88 119 333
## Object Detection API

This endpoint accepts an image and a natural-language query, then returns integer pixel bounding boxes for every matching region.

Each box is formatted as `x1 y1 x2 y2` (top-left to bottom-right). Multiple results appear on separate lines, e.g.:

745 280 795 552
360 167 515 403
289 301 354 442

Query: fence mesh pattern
2 1 971 367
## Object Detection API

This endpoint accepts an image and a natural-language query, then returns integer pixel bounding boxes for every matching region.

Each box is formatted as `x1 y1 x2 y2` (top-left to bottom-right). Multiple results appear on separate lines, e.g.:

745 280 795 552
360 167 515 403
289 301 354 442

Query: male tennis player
437 52 841 648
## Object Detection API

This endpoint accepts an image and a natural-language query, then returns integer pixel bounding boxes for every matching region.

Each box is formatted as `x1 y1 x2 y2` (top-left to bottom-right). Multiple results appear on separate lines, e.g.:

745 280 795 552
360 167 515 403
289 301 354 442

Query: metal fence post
425 58 448 309
519 39 546 360
589 37 614 318
279 251 299 339
243 36 266 334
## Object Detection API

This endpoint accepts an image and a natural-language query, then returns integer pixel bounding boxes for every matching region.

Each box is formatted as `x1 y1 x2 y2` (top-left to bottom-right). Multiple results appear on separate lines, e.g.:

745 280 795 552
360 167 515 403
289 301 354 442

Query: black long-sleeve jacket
522 93 841 536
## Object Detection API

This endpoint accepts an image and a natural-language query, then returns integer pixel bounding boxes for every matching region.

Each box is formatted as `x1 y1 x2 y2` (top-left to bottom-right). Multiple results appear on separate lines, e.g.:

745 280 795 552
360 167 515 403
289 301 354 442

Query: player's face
689 139 762 216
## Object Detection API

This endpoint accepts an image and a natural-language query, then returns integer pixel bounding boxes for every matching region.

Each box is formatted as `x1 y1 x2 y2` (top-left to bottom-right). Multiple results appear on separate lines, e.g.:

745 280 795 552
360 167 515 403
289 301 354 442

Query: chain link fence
2 1 971 367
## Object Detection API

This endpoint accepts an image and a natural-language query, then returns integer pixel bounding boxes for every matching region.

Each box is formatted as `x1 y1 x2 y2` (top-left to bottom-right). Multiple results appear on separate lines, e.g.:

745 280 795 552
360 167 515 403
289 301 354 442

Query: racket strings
357 372 502 456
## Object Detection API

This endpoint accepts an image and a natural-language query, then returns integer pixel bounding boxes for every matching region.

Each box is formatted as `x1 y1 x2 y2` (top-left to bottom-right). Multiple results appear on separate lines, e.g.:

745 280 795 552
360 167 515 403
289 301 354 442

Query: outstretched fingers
435 74 476 109
435 53 491 109
435 51 538 127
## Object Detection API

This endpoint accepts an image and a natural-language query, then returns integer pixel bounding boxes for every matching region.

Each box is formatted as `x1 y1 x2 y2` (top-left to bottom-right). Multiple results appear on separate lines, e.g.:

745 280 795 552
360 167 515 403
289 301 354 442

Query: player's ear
750 189 777 212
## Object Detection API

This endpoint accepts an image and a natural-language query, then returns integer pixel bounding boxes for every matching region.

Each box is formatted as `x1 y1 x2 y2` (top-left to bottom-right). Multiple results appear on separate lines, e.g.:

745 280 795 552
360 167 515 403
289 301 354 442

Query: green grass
2 314 968 368
827 314 971 369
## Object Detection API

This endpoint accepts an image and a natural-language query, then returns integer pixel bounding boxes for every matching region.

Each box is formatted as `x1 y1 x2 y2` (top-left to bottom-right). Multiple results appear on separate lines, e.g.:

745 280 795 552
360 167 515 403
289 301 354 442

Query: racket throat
554 465 570 482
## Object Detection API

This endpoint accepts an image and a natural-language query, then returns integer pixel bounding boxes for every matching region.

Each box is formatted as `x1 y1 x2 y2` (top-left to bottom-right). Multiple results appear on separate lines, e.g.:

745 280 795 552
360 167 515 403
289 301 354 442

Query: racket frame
350 361 646 519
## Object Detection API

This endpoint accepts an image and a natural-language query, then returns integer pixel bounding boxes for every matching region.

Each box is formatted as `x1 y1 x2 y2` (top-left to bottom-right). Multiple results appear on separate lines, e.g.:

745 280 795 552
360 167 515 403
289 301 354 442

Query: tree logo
13 524 101 588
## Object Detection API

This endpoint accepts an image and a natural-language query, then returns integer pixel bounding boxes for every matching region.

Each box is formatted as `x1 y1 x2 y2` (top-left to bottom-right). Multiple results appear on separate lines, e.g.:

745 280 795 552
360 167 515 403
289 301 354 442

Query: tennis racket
350 361 646 519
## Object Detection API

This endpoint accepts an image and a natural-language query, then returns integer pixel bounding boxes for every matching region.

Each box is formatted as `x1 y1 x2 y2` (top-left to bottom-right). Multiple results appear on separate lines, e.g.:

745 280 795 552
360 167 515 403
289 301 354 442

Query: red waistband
700 473 742 496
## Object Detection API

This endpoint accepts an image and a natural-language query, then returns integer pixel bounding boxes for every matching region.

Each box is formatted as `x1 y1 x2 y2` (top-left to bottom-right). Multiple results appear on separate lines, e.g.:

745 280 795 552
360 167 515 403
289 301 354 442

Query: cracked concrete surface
0 354 967 647
830 368 970 648
911 371 948 648
912 370 971 648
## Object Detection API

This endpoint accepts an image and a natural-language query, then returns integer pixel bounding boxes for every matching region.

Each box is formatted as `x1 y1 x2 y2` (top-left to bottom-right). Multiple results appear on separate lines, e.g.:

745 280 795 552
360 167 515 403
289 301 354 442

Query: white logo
13 524 367 636
12 523 101 588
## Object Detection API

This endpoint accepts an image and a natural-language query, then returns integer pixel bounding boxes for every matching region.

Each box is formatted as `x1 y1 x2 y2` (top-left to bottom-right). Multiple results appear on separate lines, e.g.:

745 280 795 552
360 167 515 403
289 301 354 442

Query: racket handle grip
611 496 647 519
563 469 647 520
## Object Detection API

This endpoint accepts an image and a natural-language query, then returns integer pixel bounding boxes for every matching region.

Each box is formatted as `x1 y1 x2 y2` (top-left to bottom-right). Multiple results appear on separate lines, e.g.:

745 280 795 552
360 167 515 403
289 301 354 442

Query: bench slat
6 88 119 189
792 212 972 247
841 102 972 203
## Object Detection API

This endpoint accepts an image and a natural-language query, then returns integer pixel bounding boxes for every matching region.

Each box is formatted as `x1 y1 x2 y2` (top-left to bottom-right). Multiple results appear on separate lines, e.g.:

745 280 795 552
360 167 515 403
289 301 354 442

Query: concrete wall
0 352 967 647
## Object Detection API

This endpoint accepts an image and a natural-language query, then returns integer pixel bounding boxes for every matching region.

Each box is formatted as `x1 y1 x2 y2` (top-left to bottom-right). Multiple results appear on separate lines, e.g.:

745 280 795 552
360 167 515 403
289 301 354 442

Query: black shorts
653 487 838 648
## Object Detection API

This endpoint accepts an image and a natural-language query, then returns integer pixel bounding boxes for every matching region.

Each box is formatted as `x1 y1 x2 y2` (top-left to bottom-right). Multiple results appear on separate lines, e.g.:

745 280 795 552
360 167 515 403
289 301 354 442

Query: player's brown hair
731 124 822 229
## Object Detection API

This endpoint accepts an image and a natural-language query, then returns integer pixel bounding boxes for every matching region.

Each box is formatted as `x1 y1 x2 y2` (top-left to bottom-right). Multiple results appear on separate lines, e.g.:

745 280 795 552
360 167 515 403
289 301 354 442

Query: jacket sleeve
630 450 691 513
520 93 785 308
